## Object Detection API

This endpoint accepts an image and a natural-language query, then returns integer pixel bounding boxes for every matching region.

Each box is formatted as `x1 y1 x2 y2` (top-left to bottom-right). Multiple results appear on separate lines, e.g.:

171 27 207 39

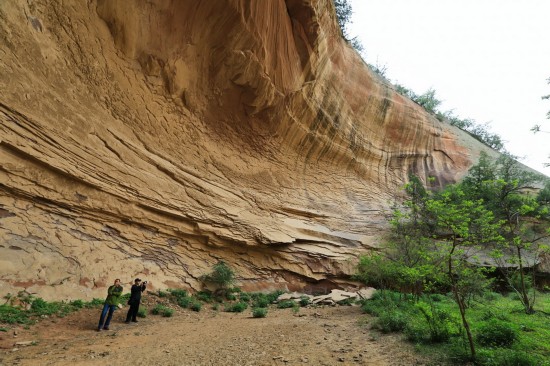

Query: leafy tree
425 185 502 359
414 88 442 114
359 176 500 359
462 153 549 314
333 0 363 52
202 261 236 297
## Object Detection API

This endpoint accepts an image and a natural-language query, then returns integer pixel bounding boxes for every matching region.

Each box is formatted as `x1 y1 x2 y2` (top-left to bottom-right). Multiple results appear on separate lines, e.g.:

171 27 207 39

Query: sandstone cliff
0 0 494 299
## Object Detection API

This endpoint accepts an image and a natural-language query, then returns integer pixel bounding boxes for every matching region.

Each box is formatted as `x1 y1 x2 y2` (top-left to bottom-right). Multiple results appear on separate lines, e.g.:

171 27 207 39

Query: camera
142 281 148 285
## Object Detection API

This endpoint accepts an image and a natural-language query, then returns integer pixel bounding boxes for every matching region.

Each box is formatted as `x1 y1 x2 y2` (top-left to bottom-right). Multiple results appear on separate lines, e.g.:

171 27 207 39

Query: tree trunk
448 246 476 360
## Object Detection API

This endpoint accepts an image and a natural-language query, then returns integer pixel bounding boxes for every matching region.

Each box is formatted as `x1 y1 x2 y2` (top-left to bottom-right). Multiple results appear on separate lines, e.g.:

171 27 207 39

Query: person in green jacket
97 279 123 331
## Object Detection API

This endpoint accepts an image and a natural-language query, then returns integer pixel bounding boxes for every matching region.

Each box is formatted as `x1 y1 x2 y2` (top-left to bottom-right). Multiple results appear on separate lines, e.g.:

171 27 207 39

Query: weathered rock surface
0 0 498 300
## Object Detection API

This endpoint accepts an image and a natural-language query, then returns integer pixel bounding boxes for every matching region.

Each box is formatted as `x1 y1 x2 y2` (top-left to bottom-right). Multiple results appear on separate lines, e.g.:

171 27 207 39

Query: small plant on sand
252 307 267 318
151 304 174 317
224 302 248 313
189 300 202 312
137 308 147 318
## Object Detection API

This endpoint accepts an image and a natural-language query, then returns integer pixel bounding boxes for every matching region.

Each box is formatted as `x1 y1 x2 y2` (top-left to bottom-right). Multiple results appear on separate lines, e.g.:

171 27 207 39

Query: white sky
348 0 550 176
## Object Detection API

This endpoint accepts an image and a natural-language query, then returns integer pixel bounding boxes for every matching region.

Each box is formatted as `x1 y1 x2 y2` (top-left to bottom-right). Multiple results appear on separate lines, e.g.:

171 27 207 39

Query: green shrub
239 292 251 303
177 297 192 309
161 308 174 317
158 290 169 298
151 304 174 317
299 296 310 307
373 311 408 333
168 289 188 300
195 291 213 303
203 261 235 291
416 302 456 343
475 349 539 366
429 293 446 302
120 293 131 302
265 290 285 304
479 309 510 322
30 298 61 316
277 300 296 309
137 308 147 318
0 304 31 324
86 298 104 308
190 301 202 312
224 302 248 313
482 291 502 301
360 300 385 316
69 300 84 309
404 320 430 343
252 307 267 318
252 297 269 308
476 319 517 348
226 293 237 301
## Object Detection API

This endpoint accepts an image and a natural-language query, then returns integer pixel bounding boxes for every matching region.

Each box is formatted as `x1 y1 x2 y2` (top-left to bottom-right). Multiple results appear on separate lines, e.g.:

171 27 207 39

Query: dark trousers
126 302 140 322
98 304 116 330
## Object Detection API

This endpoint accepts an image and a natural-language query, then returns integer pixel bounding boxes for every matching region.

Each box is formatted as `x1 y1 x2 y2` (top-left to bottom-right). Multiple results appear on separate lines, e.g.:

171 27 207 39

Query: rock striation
0 0 497 300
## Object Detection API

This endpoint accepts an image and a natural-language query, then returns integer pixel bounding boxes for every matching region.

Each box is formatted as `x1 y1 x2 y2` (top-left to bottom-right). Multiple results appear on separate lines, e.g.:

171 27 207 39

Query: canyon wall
0 0 494 299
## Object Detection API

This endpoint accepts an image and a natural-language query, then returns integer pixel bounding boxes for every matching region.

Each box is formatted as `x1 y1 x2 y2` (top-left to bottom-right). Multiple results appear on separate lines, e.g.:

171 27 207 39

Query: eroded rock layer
0 0 492 299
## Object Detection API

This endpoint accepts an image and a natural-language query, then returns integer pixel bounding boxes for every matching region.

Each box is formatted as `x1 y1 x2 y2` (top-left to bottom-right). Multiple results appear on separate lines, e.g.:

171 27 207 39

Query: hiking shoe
103 327 110 330
132 320 138 323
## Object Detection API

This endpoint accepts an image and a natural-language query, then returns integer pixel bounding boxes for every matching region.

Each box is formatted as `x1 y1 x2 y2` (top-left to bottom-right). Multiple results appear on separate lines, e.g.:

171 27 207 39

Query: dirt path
0 301 428 366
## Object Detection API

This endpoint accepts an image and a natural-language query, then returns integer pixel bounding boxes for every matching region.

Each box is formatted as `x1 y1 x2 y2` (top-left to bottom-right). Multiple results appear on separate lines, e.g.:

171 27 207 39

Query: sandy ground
0 298 429 366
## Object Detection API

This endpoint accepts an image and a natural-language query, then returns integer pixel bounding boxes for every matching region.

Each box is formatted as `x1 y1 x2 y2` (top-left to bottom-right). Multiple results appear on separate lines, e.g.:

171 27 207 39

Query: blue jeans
98 303 117 330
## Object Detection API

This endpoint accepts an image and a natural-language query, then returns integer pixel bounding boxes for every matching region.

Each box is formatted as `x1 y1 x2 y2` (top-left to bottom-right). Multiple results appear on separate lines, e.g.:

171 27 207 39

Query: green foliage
167 289 188 299
87 298 104 307
189 301 202 312
475 349 540 366
0 304 31 324
250 293 270 308
416 301 458 343
202 261 236 293
265 290 285 303
69 300 84 309
394 83 505 151
333 0 363 52
137 308 147 318
177 296 192 309
151 304 173 317
462 152 549 314
537 180 550 205
224 302 248 313
239 292 251 303
362 291 550 364
252 307 267 318
157 290 169 298
120 293 131 303
195 291 213 303
299 296 311 307
31 298 61 316
0 295 120 327
373 311 408 333
476 319 518 348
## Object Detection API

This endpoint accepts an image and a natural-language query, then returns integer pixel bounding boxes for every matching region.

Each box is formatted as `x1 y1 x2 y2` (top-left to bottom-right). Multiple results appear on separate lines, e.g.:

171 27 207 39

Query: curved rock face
0 0 491 299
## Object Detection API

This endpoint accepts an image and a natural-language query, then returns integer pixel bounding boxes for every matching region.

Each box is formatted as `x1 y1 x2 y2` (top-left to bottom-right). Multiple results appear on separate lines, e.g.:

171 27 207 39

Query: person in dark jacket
125 278 147 323
97 279 123 331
